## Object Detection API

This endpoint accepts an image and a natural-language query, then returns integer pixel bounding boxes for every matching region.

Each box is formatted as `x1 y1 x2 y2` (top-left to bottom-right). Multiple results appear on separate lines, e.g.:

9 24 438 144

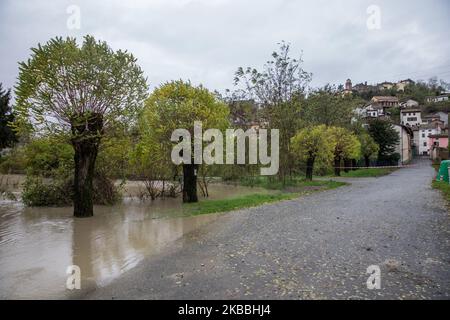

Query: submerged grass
181 179 347 217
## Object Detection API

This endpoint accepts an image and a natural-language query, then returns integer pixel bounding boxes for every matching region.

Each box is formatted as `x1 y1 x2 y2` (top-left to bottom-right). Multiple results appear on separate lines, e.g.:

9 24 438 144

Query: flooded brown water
0 182 266 299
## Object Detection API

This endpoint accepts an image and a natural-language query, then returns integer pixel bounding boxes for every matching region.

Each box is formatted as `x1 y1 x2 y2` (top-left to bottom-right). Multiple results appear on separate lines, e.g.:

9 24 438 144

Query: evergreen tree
0 83 17 150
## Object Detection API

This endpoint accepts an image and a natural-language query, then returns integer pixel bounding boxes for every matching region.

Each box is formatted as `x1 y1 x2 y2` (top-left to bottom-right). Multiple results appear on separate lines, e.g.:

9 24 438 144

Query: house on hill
426 95 449 103
399 99 419 109
371 96 399 108
379 82 395 91
400 108 421 127
396 79 415 91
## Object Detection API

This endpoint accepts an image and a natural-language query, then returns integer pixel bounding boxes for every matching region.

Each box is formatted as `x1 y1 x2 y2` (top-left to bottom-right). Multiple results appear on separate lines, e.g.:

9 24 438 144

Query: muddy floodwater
0 182 266 299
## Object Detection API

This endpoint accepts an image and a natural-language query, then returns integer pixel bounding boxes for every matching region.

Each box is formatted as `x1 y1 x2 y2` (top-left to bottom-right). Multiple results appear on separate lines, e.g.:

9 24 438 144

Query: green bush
21 176 72 206
0 147 27 174
21 173 122 207
24 137 74 177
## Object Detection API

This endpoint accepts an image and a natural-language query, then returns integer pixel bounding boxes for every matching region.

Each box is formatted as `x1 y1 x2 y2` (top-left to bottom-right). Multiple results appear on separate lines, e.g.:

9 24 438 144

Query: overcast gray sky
1 0 449 96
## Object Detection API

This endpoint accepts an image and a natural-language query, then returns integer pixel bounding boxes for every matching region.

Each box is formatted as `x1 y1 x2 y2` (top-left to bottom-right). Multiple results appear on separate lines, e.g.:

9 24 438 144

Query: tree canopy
367 119 400 162
15 35 148 136
141 80 229 202
291 125 334 180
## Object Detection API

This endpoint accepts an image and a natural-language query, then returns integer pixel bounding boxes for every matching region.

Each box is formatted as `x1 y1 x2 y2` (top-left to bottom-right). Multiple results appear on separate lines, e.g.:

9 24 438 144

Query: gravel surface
84 158 450 300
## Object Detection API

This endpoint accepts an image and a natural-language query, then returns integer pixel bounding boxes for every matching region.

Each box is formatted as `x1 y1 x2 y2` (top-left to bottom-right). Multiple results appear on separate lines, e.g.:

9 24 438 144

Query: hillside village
349 78 450 163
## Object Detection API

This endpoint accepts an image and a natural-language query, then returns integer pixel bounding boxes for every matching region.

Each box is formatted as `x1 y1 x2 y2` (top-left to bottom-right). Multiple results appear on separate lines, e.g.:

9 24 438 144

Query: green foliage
14 35 148 136
432 180 450 204
143 80 229 138
359 132 379 160
96 134 134 179
22 176 72 206
24 137 74 177
21 172 121 207
291 125 334 163
423 100 450 114
328 126 361 160
367 119 400 162
239 175 345 190
141 80 229 173
302 85 364 128
341 168 395 177
0 83 17 149
233 42 311 179
0 147 27 174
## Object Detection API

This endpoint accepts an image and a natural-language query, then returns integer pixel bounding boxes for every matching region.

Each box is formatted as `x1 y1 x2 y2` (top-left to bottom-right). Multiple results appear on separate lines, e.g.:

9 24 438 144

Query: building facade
400 108 422 127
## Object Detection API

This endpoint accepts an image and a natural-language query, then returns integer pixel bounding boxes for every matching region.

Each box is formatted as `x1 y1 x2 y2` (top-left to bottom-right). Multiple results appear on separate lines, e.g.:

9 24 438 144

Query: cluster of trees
0 36 402 217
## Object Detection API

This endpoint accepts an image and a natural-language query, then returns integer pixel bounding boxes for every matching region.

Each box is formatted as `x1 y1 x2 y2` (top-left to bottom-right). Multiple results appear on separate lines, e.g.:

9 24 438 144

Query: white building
399 99 419 109
426 95 449 103
418 122 443 155
357 103 389 119
393 124 413 164
400 108 422 127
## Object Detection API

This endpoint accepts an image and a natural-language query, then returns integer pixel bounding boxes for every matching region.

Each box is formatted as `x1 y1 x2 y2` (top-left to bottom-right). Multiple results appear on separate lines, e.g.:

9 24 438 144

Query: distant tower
345 79 352 91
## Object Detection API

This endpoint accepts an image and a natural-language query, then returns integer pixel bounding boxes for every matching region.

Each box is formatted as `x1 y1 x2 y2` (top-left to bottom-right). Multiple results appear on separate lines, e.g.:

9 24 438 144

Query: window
423 142 427 146
422 134 425 138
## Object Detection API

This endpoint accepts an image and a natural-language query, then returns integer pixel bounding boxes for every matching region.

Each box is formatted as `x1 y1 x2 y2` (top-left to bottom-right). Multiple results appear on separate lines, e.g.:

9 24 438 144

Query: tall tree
302 85 363 128
359 131 379 167
291 125 333 180
141 80 229 203
328 127 360 176
367 119 400 164
0 84 17 150
15 36 148 217
233 41 312 180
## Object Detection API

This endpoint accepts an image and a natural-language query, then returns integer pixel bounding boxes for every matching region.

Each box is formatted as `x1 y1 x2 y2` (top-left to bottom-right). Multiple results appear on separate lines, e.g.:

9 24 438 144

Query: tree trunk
305 157 314 181
343 158 351 173
351 159 357 171
334 156 341 176
364 156 370 167
71 113 102 218
182 163 198 203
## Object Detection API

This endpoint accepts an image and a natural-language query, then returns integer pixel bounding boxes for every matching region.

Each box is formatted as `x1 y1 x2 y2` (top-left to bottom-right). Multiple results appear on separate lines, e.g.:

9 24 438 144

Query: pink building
428 134 449 161
428 134 449 149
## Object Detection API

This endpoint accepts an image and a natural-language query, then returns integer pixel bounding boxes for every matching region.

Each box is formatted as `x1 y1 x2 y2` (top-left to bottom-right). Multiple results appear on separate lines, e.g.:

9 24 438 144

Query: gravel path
85 158 450 299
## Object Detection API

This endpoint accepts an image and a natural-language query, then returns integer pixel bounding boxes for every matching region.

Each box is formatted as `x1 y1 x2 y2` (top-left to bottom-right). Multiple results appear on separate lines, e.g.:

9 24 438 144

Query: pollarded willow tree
291 125 334 180
328 127 361 176
141 80 229 203
15 36 148 217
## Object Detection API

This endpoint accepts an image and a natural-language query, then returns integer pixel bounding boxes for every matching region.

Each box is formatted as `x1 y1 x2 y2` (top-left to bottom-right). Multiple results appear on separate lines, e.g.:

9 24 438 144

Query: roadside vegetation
340 168 397 177
432 180 450 204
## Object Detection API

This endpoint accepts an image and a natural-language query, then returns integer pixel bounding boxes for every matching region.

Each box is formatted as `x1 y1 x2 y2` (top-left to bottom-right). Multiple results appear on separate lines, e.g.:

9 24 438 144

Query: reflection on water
0 183 264 299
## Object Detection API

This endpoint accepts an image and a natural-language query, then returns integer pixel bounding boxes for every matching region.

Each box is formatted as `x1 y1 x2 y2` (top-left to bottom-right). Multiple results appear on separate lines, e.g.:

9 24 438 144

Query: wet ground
84 158 450 299
0 183 266 299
